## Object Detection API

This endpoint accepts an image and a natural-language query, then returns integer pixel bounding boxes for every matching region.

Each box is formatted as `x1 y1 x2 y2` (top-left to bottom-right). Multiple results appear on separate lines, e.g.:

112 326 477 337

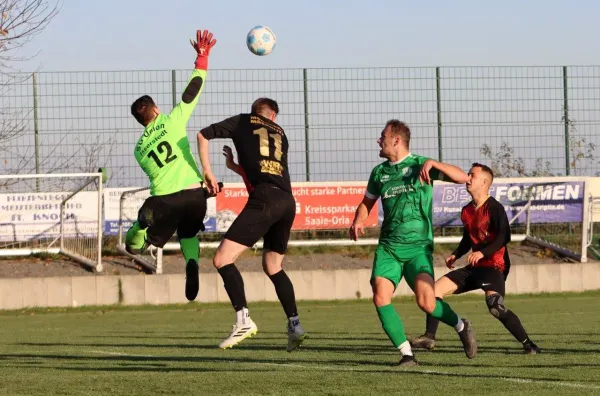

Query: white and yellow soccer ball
246 25 276 56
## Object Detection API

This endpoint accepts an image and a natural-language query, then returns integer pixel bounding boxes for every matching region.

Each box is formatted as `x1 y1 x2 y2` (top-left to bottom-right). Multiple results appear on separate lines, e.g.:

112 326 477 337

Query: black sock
269 270 298 318
497 309 530 344
424 297 442 339
217 264 247 312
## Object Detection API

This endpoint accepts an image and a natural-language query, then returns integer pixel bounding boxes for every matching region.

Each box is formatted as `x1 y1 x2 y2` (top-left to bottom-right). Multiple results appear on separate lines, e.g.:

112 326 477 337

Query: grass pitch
1 291 599 396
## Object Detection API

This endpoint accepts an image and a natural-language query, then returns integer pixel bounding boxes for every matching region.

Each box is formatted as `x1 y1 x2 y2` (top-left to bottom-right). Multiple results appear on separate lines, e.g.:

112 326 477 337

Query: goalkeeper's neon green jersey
366 153 442 249
134 69 207 196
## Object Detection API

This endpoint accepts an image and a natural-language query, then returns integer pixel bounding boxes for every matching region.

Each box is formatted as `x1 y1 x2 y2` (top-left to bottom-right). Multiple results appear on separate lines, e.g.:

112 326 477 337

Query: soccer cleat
457 318 477 359
409 334 436 351
286 323 308 352
397 354 418 367
185 259 199 301
219 319 258 349
523 342 541 355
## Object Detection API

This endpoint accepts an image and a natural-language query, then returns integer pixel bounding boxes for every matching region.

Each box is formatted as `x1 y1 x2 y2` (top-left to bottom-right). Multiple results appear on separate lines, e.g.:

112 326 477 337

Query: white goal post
0 172 104 272
115 187 163 274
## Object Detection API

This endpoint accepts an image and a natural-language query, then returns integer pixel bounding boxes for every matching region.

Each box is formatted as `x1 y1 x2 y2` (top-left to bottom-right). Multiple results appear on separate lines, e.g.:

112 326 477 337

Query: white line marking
86 350 600 390
88 350 155 358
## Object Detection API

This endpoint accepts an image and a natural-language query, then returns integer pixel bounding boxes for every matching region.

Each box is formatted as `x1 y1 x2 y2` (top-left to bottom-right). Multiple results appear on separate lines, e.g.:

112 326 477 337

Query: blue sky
19 0 600 72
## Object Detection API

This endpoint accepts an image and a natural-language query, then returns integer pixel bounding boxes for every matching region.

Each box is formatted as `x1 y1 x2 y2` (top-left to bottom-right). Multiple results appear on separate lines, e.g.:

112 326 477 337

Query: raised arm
419 159 469 185
168 30 216 125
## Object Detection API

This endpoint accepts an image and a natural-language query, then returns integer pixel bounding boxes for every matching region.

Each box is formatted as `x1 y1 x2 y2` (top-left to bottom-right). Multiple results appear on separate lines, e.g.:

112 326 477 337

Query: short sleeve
200 115 241 140
365 166 380 200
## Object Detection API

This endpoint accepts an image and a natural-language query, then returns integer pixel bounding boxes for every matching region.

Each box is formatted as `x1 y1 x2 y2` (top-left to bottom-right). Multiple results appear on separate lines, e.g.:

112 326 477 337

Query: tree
0 1 60 180
0 0 60 67
481 111 598 177
480 141 554 177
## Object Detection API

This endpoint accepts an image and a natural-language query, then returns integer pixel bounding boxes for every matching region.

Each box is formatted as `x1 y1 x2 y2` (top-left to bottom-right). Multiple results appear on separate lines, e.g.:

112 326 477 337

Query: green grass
1 292 600 396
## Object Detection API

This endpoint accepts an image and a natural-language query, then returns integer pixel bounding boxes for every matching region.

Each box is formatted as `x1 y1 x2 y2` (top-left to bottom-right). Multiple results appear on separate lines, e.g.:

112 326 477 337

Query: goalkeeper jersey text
366 154 442 249
134 69 207 196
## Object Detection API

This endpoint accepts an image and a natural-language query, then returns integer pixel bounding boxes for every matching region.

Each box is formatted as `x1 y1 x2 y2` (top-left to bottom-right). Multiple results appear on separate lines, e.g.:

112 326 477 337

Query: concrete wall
0 263 599 310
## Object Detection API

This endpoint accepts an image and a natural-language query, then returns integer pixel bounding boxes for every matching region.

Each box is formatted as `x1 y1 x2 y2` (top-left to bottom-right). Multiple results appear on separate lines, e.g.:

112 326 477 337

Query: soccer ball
246 26 276 56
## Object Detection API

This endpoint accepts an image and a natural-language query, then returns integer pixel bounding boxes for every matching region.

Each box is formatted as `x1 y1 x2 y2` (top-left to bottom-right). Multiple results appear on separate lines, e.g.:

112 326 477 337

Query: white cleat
287 324 308 352
219 319 258 349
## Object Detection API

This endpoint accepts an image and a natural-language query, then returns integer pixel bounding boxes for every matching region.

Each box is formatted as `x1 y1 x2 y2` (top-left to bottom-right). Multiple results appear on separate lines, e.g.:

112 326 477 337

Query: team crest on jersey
402 166 414 178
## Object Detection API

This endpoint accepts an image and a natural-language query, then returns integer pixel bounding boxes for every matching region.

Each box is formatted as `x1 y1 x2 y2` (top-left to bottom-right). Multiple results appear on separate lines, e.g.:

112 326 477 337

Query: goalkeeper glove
190 29 217 70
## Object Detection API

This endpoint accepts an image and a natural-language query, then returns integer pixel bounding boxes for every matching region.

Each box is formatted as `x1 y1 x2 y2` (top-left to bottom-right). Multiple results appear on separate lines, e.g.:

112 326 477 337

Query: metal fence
2 66 600 187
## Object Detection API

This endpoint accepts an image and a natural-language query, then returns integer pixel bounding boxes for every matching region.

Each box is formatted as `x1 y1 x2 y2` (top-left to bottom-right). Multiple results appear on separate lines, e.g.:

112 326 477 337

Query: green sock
376 304 407 348
430 299 460 327
179 237 199 263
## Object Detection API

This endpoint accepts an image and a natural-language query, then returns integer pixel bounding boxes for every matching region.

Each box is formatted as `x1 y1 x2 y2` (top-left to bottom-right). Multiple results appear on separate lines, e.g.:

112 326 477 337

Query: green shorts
371 245 434 290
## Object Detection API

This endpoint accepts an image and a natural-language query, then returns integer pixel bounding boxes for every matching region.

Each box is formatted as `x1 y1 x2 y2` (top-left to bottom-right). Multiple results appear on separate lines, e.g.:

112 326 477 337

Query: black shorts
224 183 296 254
137 187 207 248
445 265 506 296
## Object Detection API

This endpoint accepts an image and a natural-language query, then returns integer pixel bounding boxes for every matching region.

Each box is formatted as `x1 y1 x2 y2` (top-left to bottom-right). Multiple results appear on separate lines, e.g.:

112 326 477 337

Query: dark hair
251 97 279 117
385 119 411 147
472 162 494 181
131 95 157 126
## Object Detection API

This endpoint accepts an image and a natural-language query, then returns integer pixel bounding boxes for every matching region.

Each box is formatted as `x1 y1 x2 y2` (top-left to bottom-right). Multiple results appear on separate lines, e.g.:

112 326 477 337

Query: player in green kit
126 29 217 301
349 120 477 366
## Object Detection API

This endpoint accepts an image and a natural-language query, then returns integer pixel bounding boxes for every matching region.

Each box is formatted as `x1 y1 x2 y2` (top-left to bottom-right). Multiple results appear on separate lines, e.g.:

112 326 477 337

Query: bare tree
0 0 60 69
0 1 60 180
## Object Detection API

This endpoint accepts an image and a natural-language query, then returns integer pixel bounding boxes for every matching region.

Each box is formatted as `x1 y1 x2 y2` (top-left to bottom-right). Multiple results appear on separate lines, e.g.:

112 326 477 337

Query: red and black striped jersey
453 196 511 273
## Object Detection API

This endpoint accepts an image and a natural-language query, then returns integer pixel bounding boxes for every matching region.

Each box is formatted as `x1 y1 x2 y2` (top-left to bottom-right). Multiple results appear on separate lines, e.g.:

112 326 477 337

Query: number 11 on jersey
253 127 282 160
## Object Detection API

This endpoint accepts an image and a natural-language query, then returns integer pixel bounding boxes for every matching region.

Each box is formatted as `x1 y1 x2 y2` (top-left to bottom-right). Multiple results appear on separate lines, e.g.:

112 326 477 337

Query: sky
17 0 600 72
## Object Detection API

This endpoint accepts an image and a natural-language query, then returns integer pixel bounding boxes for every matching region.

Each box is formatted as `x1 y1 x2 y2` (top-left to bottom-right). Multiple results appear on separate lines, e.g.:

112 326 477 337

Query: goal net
115 187 163 274
0 173 104 272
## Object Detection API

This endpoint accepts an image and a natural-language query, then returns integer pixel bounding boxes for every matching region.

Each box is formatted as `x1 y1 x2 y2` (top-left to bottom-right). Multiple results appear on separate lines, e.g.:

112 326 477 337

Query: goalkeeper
126 29 216 302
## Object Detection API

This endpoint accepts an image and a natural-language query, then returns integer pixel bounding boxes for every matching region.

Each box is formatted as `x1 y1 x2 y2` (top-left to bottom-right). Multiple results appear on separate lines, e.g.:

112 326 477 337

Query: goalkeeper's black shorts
136 187 207 248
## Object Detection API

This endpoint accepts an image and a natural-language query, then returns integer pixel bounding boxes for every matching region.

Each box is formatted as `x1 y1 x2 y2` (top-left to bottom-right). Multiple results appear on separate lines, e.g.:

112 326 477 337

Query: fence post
303 68 310 181
436 67 443 162
171 70 177 109
563 66 570 176
32 73 40 191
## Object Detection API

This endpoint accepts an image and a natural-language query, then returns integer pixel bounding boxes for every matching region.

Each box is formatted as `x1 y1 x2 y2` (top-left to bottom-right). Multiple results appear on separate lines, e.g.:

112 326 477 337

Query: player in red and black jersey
411 163 541 354
222 145 254 193
197 98 307 352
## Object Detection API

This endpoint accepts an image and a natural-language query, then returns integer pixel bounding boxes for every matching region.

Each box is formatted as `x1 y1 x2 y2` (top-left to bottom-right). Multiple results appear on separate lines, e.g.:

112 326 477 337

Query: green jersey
366 153 442 249
134 69 207 196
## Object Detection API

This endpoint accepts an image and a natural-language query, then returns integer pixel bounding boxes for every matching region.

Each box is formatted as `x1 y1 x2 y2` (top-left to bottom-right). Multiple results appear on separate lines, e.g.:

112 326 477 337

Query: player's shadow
414 345 600 355
16 341 392 355
0 351 391 369
3 361 272 374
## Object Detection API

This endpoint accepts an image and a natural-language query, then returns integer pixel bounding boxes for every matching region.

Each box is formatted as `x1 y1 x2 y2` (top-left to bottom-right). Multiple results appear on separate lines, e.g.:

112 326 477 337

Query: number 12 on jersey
253 127 282 160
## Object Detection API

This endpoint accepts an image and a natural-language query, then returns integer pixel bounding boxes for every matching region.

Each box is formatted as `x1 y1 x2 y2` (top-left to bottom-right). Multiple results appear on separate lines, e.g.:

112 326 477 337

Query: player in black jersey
197 98 307 351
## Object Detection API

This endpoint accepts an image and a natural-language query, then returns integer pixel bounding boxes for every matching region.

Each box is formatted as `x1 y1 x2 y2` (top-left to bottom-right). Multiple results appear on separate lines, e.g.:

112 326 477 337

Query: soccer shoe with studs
286 324 308 352
457 318 477 359
409 334 436 351
523 342 541 355
219 319 258 349
397 354 418 367
185 259 199 301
